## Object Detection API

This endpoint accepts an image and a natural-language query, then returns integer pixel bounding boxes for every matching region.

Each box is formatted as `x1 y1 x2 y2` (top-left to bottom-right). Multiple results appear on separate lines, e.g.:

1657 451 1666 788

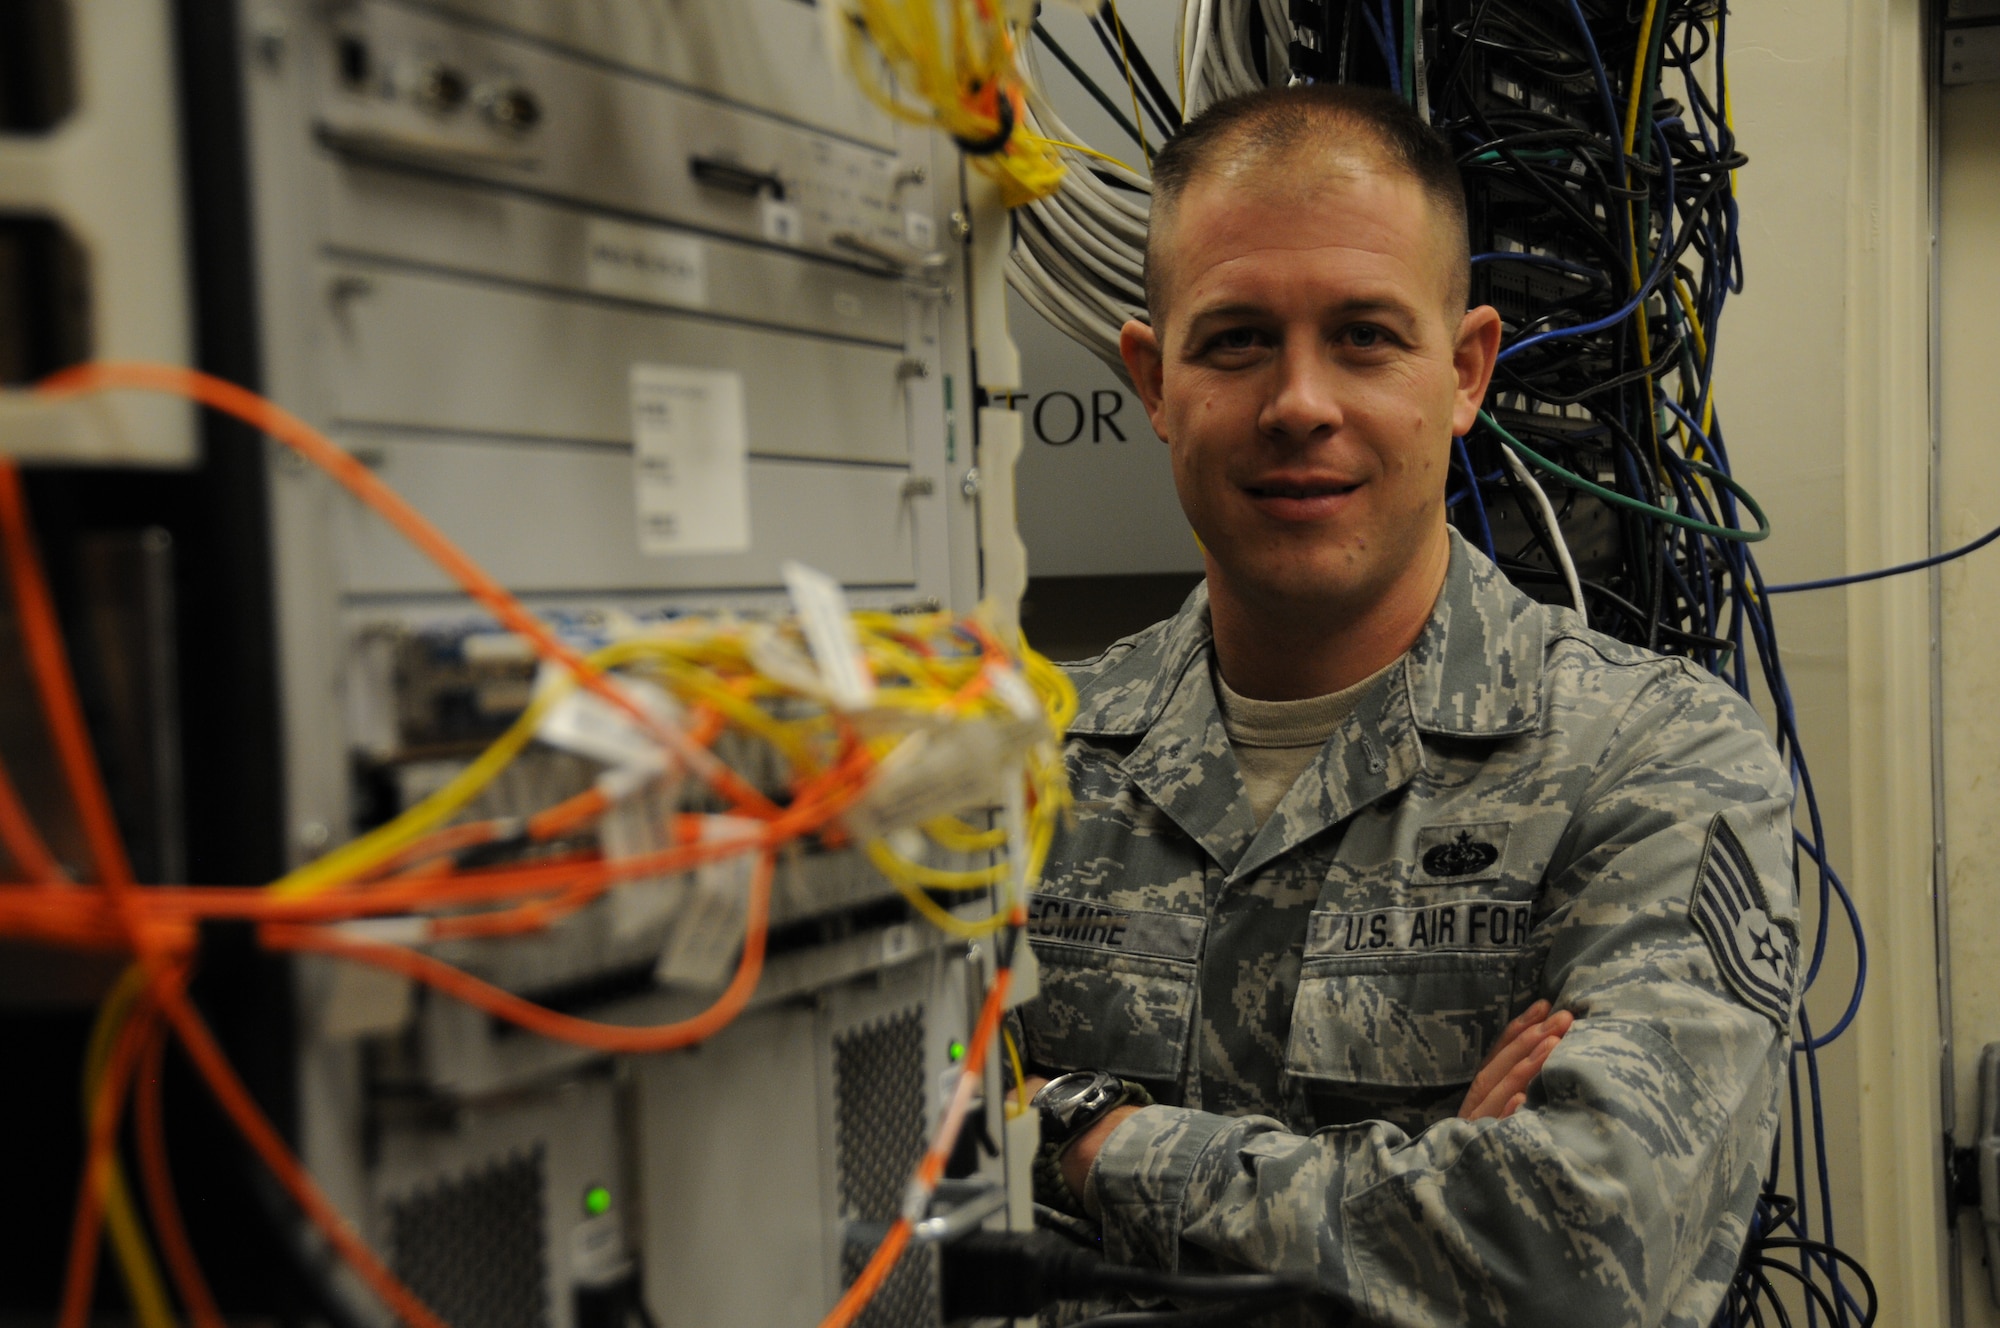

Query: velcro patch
1413 822 1511 883
1025 893 1204 961
1307 900 1533 957
1690 816 1797 1029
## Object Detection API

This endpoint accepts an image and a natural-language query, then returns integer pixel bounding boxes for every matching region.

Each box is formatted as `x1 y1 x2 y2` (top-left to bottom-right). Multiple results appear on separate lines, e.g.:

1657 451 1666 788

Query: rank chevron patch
1690 815 1798 1029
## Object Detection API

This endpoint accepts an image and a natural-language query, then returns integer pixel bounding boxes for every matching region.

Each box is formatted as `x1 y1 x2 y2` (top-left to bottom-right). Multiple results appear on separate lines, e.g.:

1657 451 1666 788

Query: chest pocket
1284 900 1541 1090
1017 895 1203 1084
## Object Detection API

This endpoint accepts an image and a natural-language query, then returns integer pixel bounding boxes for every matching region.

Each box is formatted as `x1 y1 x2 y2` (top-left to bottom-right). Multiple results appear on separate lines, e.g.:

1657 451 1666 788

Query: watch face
1036 1070 1117 1135
1042 1075 1095 1114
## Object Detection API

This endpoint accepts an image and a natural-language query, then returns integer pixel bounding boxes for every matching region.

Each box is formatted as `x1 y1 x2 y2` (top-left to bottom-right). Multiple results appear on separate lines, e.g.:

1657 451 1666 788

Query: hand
1021 1076 1143 1217
1458 1000 1572 1121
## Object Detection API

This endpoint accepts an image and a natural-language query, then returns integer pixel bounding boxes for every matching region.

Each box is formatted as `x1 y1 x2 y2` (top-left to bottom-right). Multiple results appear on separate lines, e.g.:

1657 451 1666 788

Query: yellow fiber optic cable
83 966 178 1328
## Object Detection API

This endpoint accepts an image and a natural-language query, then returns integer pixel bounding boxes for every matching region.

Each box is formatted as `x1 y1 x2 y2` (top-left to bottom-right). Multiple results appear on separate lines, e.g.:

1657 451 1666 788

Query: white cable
1500 444 1587 615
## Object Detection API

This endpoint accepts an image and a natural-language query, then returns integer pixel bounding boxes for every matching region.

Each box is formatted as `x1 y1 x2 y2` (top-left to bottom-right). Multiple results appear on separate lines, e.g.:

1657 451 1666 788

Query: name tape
1024 894 1203 961
1308 900 1533 956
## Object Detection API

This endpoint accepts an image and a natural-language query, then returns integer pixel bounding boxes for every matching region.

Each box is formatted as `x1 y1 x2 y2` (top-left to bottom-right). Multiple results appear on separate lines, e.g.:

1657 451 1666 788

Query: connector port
0 214 90 385
0 0 77 134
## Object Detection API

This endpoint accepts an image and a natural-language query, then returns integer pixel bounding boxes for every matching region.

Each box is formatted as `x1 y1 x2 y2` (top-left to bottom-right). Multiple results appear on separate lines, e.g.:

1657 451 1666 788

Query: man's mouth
1239 476 1361 523
1243 481 1358 499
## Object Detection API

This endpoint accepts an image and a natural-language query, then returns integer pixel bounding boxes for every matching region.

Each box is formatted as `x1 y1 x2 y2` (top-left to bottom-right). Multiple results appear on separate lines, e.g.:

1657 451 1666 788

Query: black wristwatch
1030 1069 1129 1150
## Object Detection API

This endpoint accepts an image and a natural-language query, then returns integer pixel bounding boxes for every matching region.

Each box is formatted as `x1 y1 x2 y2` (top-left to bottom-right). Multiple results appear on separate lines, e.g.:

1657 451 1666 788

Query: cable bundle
828 0 1069 206
0 363 1073 1328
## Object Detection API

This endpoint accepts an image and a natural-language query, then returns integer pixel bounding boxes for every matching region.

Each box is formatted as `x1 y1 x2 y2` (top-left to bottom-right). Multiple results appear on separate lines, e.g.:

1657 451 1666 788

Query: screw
960 468 981 498
299 821 331 852
252 16 288 69
948 210 971 242
329 273 374 305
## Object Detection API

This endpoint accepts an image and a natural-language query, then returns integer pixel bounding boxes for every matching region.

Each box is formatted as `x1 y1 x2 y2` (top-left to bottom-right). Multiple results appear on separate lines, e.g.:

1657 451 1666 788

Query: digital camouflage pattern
1018 531 1797 1327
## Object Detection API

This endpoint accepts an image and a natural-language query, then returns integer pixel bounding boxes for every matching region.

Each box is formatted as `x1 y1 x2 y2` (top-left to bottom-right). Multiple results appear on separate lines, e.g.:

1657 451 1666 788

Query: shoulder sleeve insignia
1690 814 1798 1030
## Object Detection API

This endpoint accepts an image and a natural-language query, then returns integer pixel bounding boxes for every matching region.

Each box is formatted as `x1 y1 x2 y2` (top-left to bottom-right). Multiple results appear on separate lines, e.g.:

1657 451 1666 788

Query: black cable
1093 4 1182 131
937 1229 1314 1321
1035 20 1148 152
1069 1296 1317 1328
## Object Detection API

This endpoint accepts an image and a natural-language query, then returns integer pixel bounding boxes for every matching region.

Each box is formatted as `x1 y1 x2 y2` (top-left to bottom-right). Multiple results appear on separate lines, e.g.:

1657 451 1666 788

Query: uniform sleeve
1082 674 1798 1328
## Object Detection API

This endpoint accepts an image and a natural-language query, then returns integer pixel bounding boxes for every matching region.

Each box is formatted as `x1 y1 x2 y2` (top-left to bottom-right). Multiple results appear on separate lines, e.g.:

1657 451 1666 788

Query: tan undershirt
1215 658 1399 829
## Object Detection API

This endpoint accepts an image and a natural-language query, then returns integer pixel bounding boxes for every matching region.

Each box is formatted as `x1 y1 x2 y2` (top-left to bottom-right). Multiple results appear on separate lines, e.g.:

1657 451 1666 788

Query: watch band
1030 1069 1129 1150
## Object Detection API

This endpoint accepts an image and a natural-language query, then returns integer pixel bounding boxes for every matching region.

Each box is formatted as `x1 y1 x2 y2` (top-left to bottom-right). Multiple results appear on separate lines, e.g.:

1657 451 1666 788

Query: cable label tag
782 560 877 709
535 673 682 780
654 816 763 989
840 727 1032 841
630 364 750 555
602 775 688 943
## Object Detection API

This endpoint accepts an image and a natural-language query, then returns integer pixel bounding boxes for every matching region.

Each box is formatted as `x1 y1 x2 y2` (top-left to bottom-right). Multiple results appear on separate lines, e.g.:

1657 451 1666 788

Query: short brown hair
1144 85 1470 318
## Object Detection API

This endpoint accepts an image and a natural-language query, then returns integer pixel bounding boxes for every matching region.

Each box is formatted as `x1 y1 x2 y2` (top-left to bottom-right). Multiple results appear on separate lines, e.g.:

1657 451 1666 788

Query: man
1016 85 1797 1326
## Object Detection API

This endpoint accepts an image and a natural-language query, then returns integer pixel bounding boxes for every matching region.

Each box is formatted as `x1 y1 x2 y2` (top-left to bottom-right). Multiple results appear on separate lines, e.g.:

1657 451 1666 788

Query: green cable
1479 410 1770 543
1469 149 1578 165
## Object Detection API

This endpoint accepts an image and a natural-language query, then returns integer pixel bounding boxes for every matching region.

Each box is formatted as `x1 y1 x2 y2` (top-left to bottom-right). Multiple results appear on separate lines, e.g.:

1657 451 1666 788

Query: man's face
1121 161 1499 628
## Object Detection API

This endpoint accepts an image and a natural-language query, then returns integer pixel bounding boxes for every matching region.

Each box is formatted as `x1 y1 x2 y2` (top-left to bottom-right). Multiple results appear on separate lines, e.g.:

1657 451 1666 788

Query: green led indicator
583 1184 612 1217
947 1039 966 1063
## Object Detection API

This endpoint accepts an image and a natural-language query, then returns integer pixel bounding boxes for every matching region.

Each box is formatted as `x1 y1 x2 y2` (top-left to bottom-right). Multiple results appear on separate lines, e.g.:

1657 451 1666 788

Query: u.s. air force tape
1306 900 1534 956
1024 894 1204 961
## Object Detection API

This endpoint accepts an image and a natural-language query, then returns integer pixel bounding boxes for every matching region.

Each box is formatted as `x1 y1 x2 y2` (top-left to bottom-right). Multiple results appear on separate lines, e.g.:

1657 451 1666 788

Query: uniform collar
1068 529 1548 743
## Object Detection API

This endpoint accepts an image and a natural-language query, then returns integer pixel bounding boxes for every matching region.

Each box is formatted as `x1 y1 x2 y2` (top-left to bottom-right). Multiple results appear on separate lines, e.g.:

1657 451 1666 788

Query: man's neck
1208 530 1451 702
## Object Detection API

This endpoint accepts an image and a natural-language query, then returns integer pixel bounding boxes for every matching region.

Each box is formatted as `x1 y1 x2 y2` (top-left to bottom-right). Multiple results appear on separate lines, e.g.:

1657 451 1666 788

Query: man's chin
1215 563 1391 623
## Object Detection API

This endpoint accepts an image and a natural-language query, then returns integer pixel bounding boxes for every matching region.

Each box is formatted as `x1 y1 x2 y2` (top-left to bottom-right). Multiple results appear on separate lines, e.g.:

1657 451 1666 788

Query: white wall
1724 1 1944 1319
1939 76 2000 1327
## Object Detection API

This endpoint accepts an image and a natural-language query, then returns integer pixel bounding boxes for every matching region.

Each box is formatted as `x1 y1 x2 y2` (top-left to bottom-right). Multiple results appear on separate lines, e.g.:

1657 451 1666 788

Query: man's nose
1256 336 1344 443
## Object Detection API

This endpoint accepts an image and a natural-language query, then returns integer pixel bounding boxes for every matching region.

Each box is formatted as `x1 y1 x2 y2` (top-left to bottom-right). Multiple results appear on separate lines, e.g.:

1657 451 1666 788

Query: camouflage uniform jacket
1018 531 1798 1327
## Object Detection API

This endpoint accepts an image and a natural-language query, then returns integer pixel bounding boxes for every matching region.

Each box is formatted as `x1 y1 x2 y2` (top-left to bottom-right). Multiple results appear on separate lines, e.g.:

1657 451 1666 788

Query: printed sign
585 218 707 308
629 364 750 555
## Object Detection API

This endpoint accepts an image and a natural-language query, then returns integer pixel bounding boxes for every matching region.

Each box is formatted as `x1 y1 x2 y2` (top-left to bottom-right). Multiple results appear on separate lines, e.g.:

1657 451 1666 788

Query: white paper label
760 197 802 245
318 960 414 1040
782 561 876 709
585 218 707 308
655 816 765 988
601 775 687 942
536 673 681 776
569 1212 630 1283
630 365 750 555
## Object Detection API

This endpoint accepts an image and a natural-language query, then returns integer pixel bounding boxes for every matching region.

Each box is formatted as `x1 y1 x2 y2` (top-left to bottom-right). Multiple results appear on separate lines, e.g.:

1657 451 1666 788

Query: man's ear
1450 304 1503 438
1119 318 1169 442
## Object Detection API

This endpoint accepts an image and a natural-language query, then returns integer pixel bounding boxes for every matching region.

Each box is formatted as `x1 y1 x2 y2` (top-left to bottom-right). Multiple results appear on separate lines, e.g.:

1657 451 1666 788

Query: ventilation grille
834 1008 938 1328
388 1146 550 1328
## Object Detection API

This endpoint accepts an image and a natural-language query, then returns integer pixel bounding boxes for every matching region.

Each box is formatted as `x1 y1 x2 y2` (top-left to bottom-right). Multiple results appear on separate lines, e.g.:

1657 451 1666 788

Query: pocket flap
1019 949 1196 1083
1286 952 1521 1089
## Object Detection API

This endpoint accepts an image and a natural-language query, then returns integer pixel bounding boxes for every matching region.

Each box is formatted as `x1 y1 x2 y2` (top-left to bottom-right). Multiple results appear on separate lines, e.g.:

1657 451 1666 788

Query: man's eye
1346 325 1385 348
1212 328 1261 352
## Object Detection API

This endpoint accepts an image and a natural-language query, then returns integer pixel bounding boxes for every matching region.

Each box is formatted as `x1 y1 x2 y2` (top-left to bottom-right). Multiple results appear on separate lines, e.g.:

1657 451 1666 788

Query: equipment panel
317 2 923 271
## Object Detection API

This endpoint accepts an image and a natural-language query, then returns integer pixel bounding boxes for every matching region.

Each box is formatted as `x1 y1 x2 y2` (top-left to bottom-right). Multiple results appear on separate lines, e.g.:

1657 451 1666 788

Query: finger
1463 1009 1556 1110
1494 1033 1563 1104
1466 1032 1562 1121
1487 1001 1551 1066
1461 1031 1532 1116
1500 1092 1527 1119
